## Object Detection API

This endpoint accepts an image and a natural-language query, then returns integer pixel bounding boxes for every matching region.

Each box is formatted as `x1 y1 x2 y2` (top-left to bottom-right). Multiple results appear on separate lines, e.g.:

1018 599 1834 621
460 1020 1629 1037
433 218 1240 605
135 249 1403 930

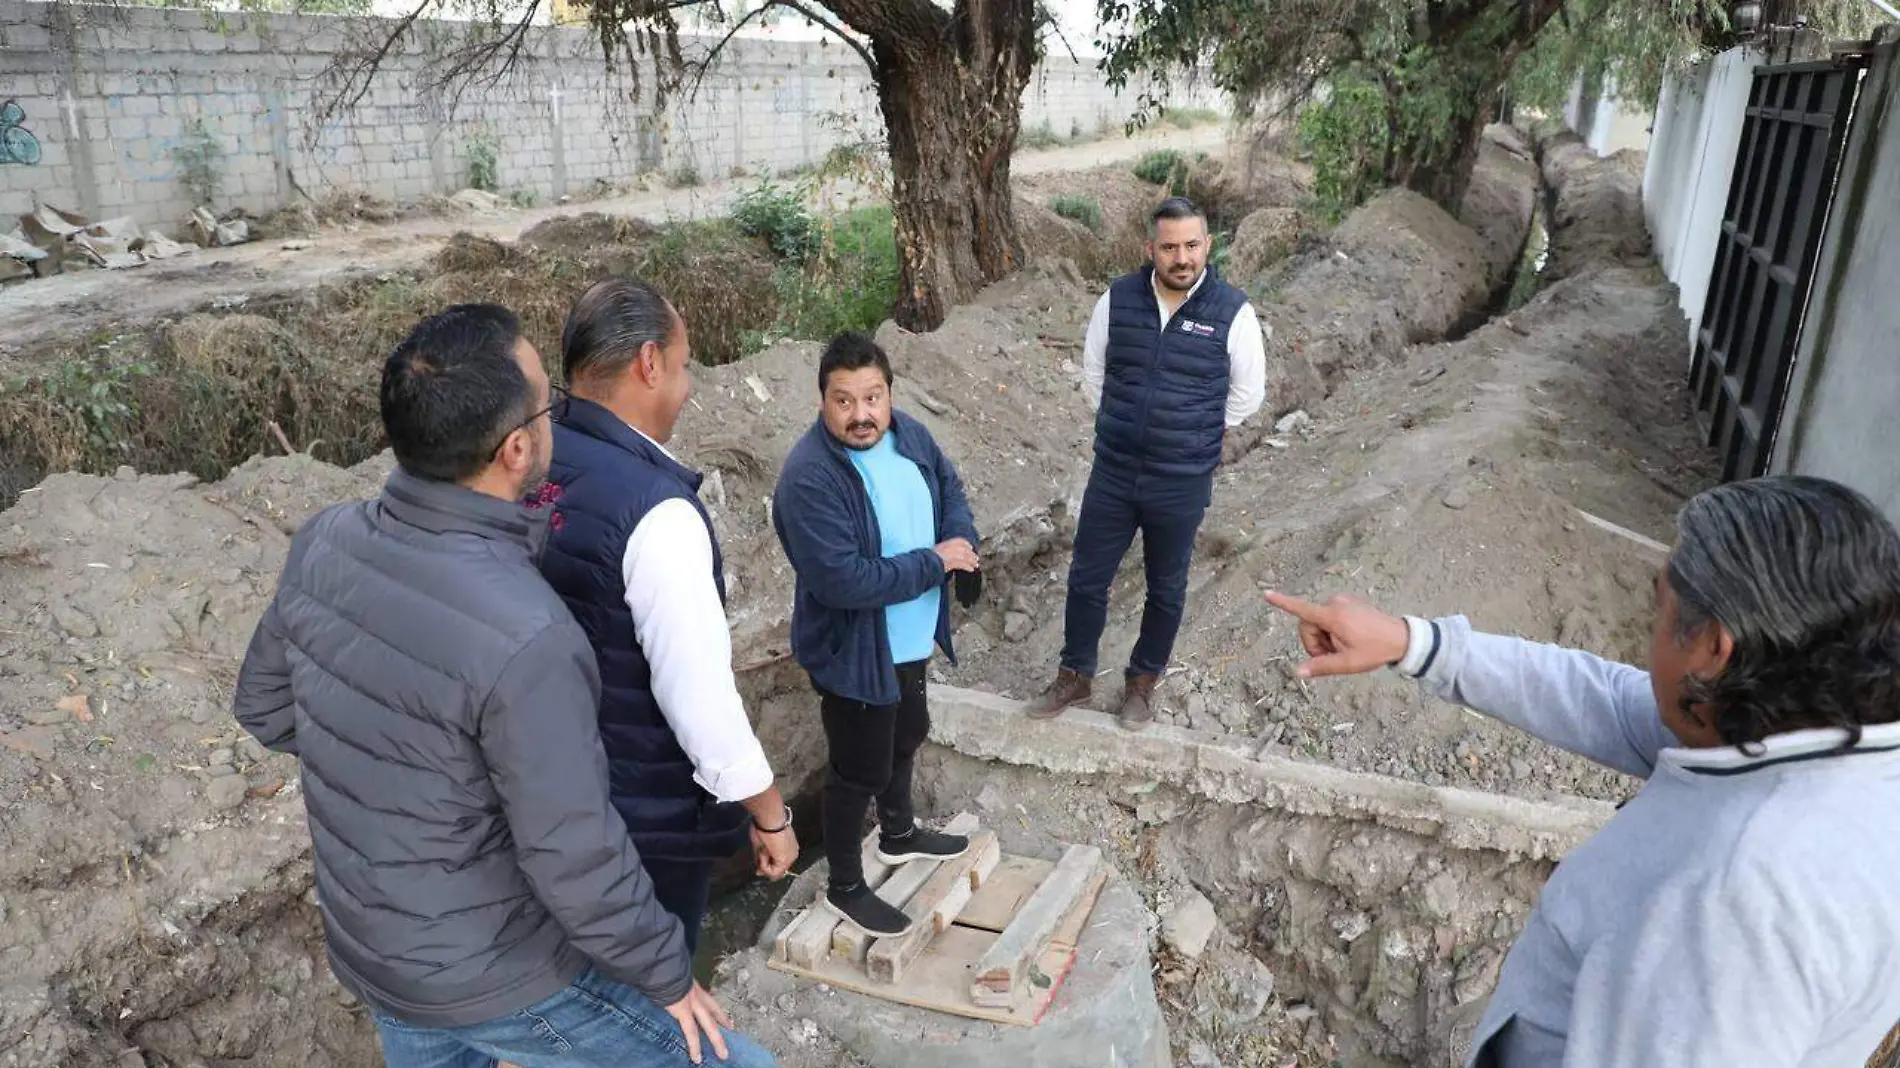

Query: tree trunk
1382 0 1565 213
842 0 1039 331
1386 95 1495 211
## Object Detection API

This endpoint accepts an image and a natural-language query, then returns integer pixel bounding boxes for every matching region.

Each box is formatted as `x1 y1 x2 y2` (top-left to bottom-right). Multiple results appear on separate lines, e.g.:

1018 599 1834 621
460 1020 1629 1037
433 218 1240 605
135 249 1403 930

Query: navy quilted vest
539 396 749 862
1095 264 1248 479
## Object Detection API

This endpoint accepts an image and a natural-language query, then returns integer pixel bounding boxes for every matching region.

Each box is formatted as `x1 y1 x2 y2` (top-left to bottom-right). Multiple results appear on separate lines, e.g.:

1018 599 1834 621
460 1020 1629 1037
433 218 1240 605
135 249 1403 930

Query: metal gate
1689 55 1869 481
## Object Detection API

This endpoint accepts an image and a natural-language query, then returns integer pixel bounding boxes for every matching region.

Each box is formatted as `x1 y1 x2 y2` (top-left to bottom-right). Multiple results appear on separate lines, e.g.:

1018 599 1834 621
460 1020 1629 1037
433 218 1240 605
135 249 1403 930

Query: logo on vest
1178 319 1218 337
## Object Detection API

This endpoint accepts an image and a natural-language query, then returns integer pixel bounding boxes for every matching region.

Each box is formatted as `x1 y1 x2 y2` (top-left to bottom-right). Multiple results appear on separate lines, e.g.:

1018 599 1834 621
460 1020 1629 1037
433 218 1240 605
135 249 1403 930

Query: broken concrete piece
1162 889 1217 959
1275 409 1312 435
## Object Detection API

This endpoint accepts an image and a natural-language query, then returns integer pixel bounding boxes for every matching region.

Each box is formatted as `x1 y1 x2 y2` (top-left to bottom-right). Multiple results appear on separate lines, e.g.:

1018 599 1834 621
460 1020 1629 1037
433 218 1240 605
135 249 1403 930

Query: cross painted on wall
0 100 42 165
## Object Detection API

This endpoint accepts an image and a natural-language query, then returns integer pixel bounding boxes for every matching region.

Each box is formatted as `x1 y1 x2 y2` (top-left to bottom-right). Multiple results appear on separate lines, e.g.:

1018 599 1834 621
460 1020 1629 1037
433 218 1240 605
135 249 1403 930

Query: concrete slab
926 685 1614 863
740 856 1169 1068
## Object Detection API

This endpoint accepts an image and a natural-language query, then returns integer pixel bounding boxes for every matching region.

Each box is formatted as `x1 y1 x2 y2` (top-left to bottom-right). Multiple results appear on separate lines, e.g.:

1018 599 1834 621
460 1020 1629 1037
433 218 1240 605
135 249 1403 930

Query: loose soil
0 121 1713 1068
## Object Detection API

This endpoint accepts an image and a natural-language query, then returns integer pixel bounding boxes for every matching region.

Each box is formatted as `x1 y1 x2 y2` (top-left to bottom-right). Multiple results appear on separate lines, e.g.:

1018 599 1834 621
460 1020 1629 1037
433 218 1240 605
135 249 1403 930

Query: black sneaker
876 824 970 866
824 884 913 937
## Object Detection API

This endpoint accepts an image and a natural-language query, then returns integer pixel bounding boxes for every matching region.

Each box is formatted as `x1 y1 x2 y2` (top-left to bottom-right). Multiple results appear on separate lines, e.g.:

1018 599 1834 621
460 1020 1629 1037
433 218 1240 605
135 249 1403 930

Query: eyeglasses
490 383 570 460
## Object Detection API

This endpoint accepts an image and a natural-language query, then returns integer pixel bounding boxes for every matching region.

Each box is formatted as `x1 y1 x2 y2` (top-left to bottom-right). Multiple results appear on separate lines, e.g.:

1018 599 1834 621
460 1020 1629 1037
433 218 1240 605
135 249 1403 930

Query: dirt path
0 124 1223 354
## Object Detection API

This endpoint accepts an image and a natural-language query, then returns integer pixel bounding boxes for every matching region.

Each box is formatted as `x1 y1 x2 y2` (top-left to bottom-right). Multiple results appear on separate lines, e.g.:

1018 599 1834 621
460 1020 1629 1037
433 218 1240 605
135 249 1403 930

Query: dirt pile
1014 165 1168 279
1248 128 1540 421
0 460 392 1067
1536 130 1653 283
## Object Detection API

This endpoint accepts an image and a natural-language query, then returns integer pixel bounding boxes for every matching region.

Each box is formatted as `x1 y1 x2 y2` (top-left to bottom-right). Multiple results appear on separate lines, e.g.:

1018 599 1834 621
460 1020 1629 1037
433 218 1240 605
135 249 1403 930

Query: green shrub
744 205 901 354
1132 149 1194 195
466 131 499 193
1297 76 1390 224
665 162 702 188
1050 194 1103 233
730 178 820 262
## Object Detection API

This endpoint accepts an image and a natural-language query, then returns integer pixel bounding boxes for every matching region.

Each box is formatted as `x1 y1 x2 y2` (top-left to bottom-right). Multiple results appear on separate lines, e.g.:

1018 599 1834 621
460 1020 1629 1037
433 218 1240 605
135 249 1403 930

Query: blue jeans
1061 468 1213 678
373 967 777 1068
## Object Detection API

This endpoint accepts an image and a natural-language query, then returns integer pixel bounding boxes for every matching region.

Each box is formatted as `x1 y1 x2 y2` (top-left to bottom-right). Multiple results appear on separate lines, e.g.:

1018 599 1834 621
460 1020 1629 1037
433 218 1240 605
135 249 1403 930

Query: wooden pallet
766 812 1108 1026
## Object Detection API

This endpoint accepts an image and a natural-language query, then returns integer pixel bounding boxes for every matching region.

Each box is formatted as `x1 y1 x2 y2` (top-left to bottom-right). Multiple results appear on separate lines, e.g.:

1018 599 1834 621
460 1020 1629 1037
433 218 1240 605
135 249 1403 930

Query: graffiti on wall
0 100 42 165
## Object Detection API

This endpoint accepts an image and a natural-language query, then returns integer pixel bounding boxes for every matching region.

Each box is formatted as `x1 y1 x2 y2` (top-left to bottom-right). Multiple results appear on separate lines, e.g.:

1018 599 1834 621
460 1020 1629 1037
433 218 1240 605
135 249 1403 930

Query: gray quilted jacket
232 467 691 1027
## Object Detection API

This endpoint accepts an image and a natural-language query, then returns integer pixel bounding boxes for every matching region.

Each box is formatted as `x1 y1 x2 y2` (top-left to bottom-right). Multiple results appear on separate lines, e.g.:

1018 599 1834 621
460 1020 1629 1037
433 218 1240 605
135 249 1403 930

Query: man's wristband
753 804 794 834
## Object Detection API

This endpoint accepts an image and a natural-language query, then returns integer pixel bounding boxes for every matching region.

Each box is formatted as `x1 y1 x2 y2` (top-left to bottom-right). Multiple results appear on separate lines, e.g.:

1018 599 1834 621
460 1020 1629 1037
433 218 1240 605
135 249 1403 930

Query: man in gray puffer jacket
233 304 774 1068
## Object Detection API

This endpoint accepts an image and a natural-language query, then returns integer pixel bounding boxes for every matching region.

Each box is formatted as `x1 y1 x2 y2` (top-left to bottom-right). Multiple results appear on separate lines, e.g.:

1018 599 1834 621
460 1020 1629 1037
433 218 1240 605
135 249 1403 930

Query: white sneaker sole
875 840 971 867
822 896 914 938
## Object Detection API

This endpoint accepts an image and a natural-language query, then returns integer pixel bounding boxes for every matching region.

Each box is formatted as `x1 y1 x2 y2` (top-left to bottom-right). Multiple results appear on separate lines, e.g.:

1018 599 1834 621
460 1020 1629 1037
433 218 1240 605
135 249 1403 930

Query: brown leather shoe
1028 668 1091 720
1118 673 1158 731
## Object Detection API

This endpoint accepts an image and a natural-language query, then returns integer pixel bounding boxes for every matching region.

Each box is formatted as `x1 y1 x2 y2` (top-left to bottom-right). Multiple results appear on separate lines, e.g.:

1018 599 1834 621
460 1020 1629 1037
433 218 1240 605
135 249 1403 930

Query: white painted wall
1640 46 1767 357
1562 73 1654 156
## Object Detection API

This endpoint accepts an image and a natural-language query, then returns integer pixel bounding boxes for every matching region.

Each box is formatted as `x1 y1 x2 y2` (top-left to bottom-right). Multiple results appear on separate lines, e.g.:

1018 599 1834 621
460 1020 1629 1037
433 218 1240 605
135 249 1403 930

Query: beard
1156 263 1202 292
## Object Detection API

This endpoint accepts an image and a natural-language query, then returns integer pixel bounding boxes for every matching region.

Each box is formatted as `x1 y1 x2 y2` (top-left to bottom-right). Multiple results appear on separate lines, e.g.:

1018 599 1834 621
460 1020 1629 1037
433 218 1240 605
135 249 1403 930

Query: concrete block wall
0 2 1220 230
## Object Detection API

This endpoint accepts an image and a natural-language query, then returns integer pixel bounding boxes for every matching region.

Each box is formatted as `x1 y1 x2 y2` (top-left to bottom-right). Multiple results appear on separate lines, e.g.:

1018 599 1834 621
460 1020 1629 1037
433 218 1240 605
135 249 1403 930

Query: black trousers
819 660 930 891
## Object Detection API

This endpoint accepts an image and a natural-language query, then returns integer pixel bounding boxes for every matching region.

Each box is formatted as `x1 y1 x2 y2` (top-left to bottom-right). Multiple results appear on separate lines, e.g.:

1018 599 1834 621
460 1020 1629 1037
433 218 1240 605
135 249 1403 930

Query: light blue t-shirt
847 428 940 665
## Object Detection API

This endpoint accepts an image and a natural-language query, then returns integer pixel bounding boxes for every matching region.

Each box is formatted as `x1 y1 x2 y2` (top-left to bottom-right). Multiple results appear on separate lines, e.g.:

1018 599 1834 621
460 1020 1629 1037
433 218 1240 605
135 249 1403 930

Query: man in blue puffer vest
772 331 981 938
539 278 799 958
1031 196 1268 730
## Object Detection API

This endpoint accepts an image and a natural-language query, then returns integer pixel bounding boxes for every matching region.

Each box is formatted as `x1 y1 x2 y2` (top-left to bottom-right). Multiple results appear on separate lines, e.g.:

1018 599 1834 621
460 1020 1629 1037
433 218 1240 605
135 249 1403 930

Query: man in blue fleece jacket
1266 474 1900 1068
772 331 981 937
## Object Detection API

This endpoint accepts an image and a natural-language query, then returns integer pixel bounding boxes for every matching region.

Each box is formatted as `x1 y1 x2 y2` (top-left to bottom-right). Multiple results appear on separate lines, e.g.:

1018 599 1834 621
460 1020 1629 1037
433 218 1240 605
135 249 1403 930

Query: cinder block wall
0 2 1220 231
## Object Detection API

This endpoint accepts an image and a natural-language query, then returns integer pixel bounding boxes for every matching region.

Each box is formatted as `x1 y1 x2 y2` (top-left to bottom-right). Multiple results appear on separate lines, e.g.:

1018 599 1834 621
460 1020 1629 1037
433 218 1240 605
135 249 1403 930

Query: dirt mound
1014 166 1163 278
1016 198 1122 280
1224 206 1306 285
517 212 666 252
0 462 384 1067
1187 151 1316 228
1248 130 1539 420
1538 132 1653 283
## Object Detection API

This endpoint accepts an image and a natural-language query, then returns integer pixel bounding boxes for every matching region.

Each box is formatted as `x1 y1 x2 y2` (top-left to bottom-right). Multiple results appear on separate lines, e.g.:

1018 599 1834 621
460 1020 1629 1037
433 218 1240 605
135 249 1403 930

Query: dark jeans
642 857 714 958
1061 468 1213 679
818 660 930 890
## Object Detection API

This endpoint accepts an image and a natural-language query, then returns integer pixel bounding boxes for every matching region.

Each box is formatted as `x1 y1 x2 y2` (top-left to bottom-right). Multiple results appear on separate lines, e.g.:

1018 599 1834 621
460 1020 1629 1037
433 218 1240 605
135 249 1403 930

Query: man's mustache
848 421 878 432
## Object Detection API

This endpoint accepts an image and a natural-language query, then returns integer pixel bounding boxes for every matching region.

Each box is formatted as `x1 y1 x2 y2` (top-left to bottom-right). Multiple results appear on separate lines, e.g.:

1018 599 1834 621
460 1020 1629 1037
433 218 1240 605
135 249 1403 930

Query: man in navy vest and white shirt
539 278 799 960
1031 196 1268 729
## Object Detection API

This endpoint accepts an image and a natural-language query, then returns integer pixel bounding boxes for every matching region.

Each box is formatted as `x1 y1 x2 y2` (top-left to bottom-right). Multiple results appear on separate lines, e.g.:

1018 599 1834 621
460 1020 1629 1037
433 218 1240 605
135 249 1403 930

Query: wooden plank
831 812 979 964
956 855 1053 933
966 830 1003 889
766 924 1080 1027
1049 866 1109 952
865 830 997 984
772 825 900 969
969 844 1102 1009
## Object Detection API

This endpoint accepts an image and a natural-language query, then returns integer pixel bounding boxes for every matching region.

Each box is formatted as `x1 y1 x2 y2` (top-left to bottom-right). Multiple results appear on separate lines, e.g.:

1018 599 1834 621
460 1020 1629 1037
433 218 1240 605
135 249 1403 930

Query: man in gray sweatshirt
233 304 773 1068
1267 475 1900 1068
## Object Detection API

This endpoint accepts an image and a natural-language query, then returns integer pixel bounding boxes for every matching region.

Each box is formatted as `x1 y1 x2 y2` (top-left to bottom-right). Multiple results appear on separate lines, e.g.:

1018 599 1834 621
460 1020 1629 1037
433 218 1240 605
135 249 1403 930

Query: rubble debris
1162 889 1218 960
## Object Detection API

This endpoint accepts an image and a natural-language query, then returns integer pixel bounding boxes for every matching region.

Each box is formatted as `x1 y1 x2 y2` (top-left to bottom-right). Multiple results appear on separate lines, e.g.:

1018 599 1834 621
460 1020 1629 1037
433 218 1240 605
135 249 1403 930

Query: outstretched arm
1405 615 1676 779
1264 592 1678 778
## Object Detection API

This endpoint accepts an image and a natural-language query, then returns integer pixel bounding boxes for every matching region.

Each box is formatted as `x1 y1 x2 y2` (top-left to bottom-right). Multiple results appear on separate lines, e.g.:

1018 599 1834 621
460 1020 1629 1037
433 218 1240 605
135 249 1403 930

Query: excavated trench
0 124 1655 1068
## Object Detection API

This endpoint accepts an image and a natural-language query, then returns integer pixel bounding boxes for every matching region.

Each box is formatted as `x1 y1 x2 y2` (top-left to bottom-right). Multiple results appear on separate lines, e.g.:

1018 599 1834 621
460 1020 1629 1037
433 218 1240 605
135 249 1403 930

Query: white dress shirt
618 428 774 805
1081 269 1269 427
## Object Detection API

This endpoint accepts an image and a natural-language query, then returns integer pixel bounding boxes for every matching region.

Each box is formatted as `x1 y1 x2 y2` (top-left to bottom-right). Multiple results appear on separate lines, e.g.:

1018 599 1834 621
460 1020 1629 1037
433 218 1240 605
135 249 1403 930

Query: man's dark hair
1150 196 1206 235
561 277 678 385
1668 475 1900 750
818 331 893 394
380 303 533 484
